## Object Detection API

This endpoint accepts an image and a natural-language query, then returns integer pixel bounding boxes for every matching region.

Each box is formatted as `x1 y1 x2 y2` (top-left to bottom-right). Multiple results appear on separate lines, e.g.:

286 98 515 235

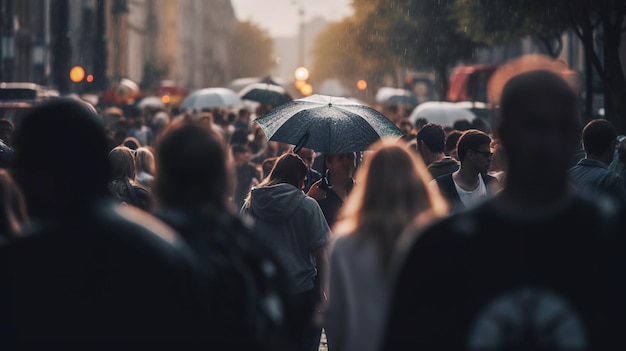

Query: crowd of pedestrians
0 69 625 349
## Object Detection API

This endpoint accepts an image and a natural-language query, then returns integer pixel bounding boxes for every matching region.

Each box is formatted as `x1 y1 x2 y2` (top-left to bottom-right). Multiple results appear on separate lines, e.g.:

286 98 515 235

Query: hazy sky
230 0 353 38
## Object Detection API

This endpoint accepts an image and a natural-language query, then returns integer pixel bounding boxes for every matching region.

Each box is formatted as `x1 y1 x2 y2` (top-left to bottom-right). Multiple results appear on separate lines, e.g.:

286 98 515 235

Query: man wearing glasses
433 129 498 211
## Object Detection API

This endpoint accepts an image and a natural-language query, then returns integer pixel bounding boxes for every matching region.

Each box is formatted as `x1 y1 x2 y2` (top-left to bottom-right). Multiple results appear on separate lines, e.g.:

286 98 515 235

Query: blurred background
0 0 624 131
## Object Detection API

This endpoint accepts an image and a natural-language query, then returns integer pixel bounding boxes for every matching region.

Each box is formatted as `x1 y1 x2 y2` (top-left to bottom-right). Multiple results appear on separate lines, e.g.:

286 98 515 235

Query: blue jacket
568 158 626 207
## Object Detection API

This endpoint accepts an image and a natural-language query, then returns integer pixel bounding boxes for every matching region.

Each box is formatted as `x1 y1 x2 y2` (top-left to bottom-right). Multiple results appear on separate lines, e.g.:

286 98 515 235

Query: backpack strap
124 179 140 206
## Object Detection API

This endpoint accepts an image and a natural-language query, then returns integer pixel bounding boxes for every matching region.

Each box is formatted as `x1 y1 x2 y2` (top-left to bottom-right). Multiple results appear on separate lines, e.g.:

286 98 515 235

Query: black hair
445 130 462 155
457 130 492 163
156 122 230 210
453 119 472 131
12 98 110 216
416 123 446 153
582 119 617 156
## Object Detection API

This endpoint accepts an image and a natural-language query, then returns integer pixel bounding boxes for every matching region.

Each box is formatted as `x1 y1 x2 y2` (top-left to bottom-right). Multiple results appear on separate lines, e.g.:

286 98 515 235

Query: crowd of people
0 70 625 349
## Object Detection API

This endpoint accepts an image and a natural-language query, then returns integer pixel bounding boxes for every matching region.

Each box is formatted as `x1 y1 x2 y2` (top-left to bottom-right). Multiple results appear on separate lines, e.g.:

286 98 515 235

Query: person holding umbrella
307 152 356 226
242 153 330 351
252 94 404 226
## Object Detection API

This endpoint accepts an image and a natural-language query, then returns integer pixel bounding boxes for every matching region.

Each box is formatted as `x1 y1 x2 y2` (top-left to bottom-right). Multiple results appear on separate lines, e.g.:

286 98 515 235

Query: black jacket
435 172 498 210
0 200 208 345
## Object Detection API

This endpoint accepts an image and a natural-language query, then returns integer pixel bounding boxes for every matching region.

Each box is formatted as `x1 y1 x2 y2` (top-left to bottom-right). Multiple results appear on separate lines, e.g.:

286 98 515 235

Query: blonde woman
134 147 156 188
324 139 447 351
107 146 151 211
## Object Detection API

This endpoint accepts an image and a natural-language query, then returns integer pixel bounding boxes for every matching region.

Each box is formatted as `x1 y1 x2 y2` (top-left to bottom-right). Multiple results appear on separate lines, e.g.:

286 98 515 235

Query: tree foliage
453 0 626 131
356 0 477 97
453 0 569 57
228 21 275 79
311 17 395 94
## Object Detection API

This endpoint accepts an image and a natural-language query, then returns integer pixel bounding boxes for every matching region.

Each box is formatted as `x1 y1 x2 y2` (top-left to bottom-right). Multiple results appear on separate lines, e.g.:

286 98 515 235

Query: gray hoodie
243 183 330 293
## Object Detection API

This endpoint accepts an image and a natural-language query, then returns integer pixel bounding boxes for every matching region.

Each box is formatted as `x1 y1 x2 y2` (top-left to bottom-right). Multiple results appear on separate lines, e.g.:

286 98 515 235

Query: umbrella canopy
455 101 491 121
375 87 415 103
228 76 287 93
102 78 141 104
387 94 419 107
137 96 165 109
181 88 242 110
239 83 292 107
409 101 477 127
254 94 404 154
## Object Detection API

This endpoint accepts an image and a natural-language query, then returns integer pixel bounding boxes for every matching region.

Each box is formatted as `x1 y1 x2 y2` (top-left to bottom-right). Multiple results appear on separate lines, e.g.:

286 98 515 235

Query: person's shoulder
434 172 454 182
330 232 358 252
603 168 625 184
102 203 181 246
301 195 326 214
408 201 496 247
433 172 455 190
481 173 498 184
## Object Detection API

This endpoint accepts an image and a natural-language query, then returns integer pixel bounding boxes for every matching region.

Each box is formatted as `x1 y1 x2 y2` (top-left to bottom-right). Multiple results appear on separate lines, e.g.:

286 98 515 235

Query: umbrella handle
293 132 310 154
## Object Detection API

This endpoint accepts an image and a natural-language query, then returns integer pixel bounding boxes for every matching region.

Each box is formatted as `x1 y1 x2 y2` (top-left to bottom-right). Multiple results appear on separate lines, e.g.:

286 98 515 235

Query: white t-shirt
454 174 487 208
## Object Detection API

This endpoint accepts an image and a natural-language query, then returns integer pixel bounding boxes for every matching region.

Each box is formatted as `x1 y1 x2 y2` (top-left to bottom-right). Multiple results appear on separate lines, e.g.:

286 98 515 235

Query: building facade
0 0 49 84
0 0 237 93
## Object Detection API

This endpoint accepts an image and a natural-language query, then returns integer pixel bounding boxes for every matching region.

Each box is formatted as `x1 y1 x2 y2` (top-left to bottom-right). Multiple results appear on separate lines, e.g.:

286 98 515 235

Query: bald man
383 71 626 350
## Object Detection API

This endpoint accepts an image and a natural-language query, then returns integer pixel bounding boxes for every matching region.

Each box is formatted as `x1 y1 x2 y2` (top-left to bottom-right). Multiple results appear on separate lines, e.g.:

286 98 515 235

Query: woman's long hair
333 139 447 272
135 147 156 175
0 169 28 240
108 146 136 181
244 153 307 207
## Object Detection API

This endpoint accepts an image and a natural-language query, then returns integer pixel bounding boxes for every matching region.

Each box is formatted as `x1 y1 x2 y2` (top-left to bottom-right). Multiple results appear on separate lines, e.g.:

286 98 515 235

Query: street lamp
70 66 85 83
294 67 309 81
292 1 305 67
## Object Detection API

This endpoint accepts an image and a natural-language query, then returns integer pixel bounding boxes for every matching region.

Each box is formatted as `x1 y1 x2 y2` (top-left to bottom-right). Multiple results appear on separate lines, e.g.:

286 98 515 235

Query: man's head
325 152 356 181
238 107 250 121
453 119 472 132
12 98 110 218
231 144 251 166
156 121 230 211
457 130 493 174
497 70 581 184
416 123 446 165
581 119 617 165
445 130 462 160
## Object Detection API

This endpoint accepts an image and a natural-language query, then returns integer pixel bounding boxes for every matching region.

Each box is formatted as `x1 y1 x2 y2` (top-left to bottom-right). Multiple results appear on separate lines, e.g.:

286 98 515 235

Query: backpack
155 209 297 350
109 178 152 211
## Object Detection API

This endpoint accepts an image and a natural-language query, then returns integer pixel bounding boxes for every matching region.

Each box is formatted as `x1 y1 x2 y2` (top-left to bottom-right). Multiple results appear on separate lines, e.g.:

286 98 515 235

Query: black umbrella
259 76 285 87
239 83 292 107
254 94 404 154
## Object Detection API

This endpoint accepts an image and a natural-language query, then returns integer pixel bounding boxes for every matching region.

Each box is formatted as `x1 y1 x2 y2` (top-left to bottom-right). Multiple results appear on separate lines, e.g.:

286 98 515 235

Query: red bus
447 64 498 103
